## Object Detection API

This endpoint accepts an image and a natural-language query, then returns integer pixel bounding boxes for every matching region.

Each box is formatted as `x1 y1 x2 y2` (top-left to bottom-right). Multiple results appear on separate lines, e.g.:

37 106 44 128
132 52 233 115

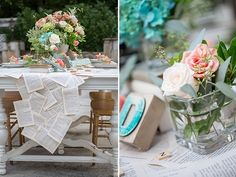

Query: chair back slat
89 92 113 100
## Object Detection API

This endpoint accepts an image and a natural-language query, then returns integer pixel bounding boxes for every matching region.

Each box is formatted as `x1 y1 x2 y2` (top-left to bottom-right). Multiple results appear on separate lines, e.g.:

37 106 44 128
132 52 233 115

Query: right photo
119 0 236 176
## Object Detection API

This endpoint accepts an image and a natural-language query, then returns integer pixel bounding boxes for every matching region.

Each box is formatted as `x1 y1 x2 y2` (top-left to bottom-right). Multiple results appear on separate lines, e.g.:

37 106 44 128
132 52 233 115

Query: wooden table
0 68 118 176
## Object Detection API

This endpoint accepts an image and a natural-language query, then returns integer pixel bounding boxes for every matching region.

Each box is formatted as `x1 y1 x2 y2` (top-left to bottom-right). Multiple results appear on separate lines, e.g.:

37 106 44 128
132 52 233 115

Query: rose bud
73 40 79 46
56 59 65 68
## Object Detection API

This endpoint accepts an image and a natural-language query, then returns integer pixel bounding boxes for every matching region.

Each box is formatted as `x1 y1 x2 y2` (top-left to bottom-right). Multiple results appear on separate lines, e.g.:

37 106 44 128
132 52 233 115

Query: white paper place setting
76 68 118 77
1 63 25 68
92 61 117 68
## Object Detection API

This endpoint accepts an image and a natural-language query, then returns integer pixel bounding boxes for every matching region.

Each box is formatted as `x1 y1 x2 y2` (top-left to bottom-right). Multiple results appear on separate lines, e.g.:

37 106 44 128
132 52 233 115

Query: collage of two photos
1 0 236 177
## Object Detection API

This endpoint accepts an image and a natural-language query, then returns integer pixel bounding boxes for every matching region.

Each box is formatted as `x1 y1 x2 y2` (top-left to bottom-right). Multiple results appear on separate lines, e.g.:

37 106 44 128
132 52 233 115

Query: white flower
75 26 85 35
49 34 60 44
59 21 67 28
71 15 78 25
161 63 199 98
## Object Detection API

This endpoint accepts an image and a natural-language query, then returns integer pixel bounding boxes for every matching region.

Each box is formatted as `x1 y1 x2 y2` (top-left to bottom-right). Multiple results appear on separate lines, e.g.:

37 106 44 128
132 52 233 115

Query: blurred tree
0 0 117 17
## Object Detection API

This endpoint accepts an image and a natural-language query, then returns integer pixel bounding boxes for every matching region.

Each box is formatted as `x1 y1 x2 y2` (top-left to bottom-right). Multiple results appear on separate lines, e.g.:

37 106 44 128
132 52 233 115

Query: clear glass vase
167 90 236 154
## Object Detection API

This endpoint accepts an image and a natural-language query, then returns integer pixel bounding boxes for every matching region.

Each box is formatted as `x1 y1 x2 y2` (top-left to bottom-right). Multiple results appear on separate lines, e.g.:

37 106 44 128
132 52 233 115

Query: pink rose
182 44 219 79
73 40 79 46
63 12 70 20
36 18 46 28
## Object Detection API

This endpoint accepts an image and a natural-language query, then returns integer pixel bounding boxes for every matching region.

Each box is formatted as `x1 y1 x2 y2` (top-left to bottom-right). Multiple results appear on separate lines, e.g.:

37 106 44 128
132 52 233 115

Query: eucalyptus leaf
149 72 163 88
215 81 236 100
180 84 197 98
120 55 137 89
189 29 206 50
165 20 188 34
216 57 231 82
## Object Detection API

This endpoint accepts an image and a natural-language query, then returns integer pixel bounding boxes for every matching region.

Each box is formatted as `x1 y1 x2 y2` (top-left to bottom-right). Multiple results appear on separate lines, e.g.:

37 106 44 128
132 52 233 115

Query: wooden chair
89 92 114 146
3 91 25 152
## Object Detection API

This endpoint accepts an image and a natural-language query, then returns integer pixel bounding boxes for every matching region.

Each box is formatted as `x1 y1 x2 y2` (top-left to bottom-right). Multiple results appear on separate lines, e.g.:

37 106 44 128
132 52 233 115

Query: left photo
0 1 118 177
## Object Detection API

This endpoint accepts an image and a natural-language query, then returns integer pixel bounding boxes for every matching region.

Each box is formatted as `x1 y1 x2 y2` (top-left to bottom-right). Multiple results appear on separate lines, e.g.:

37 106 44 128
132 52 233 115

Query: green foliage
217 38 236 84
216 58 231 83
65 2 117 51
183 109 221 139
0 0 117 18
0 1 117 52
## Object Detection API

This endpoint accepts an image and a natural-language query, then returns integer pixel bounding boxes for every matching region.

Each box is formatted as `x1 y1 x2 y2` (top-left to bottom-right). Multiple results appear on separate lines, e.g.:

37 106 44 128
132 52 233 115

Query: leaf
192 119 208 136
216 57 231 82
217 41 229 61
180 84 197 98
169 100 187 111
228 37 236 67
189 29 206 50
149 72 163 87
120 55 137 89
206 109 220 131
202 40 208 45
215 81 236 100
184 124 192 139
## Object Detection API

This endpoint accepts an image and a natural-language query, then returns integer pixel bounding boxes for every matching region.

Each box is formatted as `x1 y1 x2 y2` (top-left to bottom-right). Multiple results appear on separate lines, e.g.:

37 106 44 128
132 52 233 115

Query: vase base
175 132 234 155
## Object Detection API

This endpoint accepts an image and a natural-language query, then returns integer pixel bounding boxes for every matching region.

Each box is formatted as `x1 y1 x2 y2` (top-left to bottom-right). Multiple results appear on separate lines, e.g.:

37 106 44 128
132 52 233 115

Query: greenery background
0 0 118 51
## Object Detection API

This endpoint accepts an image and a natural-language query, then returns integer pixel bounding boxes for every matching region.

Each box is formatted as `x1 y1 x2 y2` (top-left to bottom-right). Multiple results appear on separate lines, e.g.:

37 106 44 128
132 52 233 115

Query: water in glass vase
167 90 236 154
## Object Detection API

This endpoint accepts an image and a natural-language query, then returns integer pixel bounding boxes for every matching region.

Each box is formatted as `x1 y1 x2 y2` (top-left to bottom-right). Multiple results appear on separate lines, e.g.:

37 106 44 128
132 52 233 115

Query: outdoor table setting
0 64 118 175
0 8 118 176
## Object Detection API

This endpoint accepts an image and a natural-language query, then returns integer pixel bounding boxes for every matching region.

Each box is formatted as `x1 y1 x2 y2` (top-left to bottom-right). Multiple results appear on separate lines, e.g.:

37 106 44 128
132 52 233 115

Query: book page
67 75 85 88
22 125 40 139
23 74 44 93
34 126 60 154
48 113 72 143
51 88 63 103
16 78 29 99
47 73 71 87
42 77 58 90
29 92 46 113
150 140 236 168
32 112 46 125
158 148 236 177
62 87 80 115
38 90 57 110
40 107 58 120
13 100 34 127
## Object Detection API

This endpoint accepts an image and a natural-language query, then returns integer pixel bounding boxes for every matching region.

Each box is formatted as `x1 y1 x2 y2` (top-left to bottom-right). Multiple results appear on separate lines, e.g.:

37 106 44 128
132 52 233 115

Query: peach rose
36 18 46 28
182 44 219 79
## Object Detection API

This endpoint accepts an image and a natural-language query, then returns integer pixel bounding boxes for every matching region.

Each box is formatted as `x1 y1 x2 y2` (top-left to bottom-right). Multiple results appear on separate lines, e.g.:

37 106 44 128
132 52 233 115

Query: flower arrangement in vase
27 8 85 64
151 30 236 154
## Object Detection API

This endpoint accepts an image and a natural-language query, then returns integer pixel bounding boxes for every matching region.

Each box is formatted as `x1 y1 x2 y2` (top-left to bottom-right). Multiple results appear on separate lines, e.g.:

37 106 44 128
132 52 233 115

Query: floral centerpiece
27 9 85 63
152 32 236 154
